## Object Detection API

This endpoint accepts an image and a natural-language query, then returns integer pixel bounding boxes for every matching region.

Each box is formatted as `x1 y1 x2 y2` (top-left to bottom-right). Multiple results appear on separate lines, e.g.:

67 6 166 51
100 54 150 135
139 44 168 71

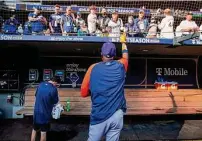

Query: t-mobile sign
156 68 188 76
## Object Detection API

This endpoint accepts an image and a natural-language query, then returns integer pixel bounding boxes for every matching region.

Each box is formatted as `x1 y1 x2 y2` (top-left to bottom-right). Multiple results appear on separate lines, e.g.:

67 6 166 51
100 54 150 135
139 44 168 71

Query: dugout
1 38 202 117
1 0 202 118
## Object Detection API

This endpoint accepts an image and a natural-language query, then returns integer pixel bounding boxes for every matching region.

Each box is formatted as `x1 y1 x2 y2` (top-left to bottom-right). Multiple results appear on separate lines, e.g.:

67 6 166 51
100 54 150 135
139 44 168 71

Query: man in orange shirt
81 35 128 141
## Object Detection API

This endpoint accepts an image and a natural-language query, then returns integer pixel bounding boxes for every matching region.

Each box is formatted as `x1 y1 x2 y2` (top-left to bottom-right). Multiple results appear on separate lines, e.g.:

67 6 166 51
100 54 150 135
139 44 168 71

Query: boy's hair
50 76 61 84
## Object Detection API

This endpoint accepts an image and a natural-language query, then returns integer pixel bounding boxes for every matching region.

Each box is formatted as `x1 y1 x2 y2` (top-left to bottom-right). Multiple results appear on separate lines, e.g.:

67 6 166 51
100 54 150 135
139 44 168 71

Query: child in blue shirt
31 76 61 141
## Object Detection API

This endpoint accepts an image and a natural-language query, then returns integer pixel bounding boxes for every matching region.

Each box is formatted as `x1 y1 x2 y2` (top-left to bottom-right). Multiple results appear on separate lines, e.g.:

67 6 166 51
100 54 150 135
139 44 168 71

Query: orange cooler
167 82 178 90
154 82 168 90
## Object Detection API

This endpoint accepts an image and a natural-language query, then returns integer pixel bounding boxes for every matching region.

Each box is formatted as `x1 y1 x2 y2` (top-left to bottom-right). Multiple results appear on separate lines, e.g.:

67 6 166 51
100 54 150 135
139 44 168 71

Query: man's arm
118 43 129 71
42 17 48 26
49 22 54 33
133 18 140 32
145 19 149 31
81 64 96 97
14 19 19 25
193 22 199 31
118 33 129 71
28 13 38 22
60 17 64 33
51 87 59 105
158 18 165 30
4 20 9 25
71 13 76 21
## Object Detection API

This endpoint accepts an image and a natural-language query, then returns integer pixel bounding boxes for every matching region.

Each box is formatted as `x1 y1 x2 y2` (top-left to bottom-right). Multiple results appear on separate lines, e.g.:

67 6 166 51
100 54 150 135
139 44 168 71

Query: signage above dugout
1 34 202 46
15 4 150 15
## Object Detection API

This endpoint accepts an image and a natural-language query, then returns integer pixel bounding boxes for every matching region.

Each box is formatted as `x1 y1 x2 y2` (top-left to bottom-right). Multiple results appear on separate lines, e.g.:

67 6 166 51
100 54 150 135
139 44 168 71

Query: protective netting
0 0 202 38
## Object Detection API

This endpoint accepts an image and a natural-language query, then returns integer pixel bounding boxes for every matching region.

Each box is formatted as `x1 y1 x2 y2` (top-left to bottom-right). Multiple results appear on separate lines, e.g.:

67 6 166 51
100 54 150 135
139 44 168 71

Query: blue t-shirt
89 61 127 125
61 14 74 32
49 13 62 33
28 12 45 32
4 18 19 34
34 82 59 124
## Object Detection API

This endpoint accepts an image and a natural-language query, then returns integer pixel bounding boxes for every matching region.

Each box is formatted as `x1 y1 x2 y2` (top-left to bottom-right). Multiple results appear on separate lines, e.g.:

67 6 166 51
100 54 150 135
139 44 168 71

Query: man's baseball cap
101 8 107 13
66 6 72 10
101 42 116 58
139 9 145 13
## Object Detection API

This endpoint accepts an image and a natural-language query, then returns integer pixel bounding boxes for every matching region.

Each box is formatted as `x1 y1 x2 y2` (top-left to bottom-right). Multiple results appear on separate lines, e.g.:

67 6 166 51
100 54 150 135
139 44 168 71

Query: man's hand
188 27 193 32
62 31 66 36
51 28 54 33
120 32 126 43
193 27 199 32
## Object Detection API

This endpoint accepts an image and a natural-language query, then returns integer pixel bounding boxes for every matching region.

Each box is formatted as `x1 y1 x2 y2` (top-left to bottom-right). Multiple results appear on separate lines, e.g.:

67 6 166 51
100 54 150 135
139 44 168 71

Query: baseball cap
101 42 116 58
66 6 72 10
101 8 107 13
139 9 145 13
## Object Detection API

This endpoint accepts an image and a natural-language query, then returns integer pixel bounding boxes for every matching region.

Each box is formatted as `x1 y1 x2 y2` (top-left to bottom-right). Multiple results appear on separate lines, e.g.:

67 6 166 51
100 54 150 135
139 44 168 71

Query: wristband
122 49 128 53
122 43 128 51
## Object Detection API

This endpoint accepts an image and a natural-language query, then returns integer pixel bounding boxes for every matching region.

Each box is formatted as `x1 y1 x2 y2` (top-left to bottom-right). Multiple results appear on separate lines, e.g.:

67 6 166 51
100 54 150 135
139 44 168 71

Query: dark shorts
33 123 50 132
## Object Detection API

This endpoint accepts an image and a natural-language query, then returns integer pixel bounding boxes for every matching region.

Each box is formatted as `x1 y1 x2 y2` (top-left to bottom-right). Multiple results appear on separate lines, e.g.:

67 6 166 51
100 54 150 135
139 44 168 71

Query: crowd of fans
0 4 202 39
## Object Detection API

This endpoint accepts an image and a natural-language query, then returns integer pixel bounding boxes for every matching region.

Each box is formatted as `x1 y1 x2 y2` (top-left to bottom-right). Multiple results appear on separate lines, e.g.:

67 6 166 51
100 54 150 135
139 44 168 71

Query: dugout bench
16 88 202 116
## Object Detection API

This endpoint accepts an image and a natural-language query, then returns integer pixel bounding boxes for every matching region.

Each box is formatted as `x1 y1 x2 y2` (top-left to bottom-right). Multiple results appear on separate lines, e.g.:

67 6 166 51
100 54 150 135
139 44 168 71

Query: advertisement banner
0 34 173 45
147 59 197 88
37 58 197 88
16 4 150 15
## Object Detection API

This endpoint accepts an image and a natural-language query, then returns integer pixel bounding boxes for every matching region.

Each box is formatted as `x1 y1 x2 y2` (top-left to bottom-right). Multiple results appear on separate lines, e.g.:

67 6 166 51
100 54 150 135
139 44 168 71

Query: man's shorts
33 123 50 132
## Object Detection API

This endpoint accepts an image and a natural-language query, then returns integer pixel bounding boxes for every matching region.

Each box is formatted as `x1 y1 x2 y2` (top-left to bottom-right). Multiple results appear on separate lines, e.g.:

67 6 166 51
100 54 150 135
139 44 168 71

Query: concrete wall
0 93 23 119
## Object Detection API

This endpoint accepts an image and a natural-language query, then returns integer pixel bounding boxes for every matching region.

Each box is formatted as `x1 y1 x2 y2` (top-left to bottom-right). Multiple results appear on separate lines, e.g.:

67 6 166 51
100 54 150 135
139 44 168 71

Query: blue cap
77 11 81 15
101 42 116 58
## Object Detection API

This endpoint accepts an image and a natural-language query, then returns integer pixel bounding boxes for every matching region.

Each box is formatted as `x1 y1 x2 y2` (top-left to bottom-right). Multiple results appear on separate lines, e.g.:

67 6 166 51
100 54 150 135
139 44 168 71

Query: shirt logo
105 62 111 65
